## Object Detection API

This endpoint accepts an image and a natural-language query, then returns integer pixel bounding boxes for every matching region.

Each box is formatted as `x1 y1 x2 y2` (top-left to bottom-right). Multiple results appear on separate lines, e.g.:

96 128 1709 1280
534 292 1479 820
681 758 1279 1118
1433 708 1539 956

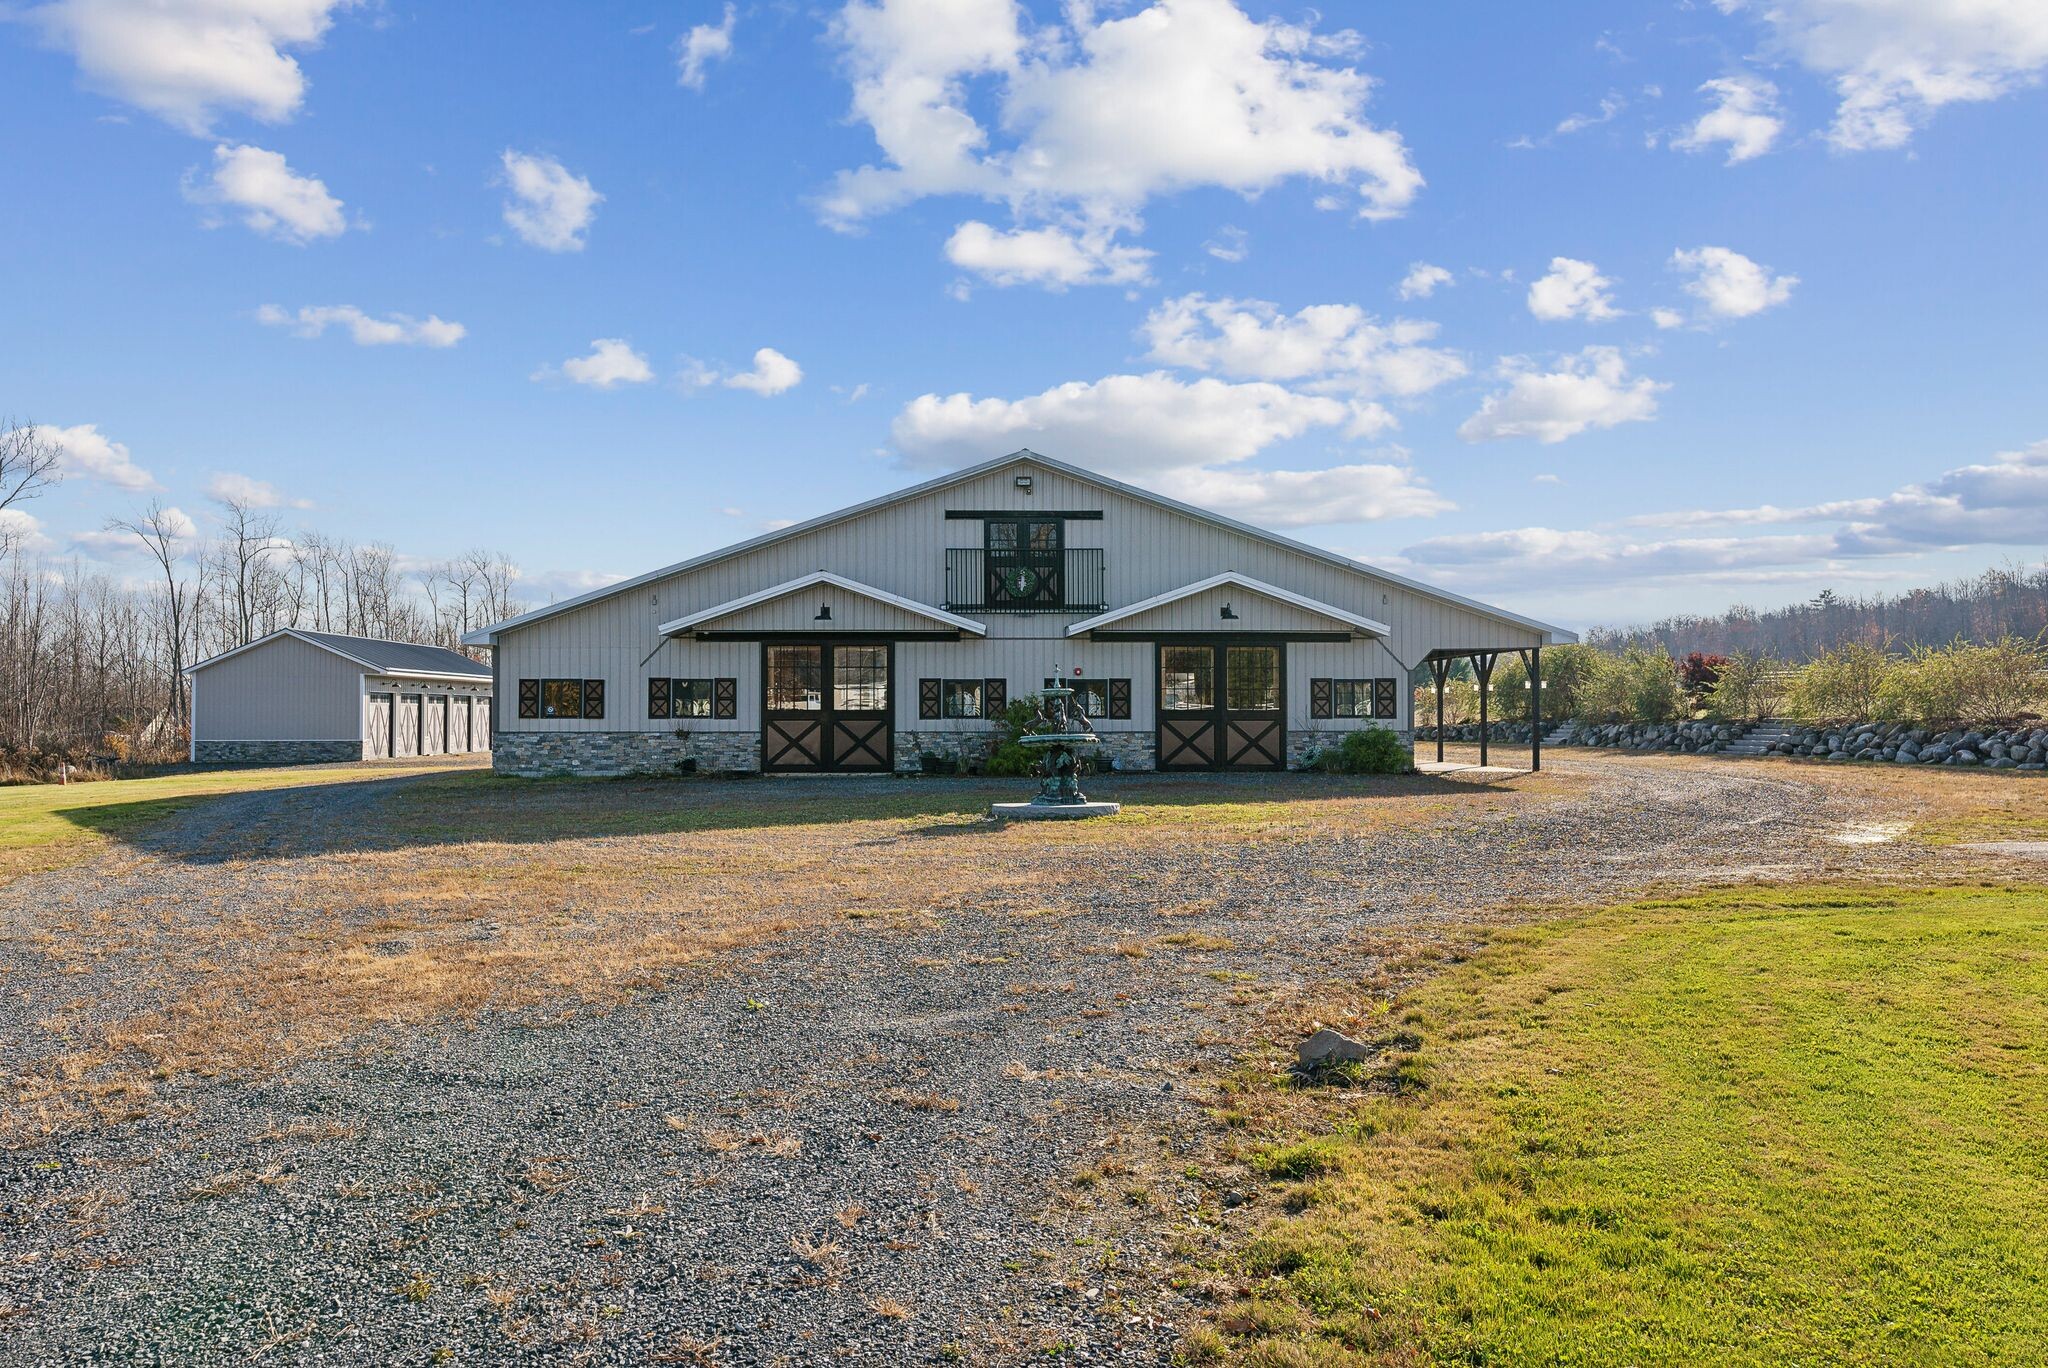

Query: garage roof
187 629 492 680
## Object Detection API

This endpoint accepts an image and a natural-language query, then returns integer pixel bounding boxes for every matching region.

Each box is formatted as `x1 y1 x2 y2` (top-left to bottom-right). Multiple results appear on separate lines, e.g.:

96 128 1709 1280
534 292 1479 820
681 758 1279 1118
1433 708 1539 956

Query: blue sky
3 0 2044 629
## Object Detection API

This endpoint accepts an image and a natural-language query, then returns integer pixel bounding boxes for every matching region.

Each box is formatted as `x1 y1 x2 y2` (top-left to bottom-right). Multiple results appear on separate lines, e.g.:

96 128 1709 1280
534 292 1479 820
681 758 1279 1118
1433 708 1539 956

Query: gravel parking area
0 753 1972 1364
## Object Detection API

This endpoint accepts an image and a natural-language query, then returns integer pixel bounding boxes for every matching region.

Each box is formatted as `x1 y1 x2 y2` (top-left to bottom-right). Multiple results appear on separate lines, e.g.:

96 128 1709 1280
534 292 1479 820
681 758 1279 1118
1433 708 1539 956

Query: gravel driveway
0 754 1960 1364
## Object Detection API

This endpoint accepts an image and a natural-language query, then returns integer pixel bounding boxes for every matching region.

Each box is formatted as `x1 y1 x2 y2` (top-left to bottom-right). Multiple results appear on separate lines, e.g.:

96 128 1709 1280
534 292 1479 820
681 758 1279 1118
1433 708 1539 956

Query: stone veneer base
491 727 1406 778
493 730 761 777
195 739 365 766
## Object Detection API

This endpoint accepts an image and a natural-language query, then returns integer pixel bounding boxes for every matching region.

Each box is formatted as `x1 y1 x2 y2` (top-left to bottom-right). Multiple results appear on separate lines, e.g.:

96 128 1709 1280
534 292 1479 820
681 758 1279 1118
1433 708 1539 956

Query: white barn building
187 629 494 766
464 452 1572 777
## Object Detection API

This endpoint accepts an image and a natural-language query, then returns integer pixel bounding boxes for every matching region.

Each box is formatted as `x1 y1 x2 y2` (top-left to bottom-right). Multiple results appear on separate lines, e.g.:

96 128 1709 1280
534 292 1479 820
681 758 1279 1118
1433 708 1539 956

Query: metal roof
462 450 1577 646
187 629 491 679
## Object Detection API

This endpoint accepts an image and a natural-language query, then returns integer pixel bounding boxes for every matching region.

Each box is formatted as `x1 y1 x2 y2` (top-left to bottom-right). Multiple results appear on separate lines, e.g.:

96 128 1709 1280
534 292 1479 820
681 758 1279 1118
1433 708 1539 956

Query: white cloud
28 0 354 134
1631 438 2048 552
943 221 1152 289
1141 293 1466 399
1527 257 1621 322
1719 0 2048 151
1397 262 1453 300
1458 347 1666 445
538 339 653 389
76 505 199 556
1395 524 1841 589
31 422 158 491
889 370 1431 525
1400 437 2048 591
256 304 465 347
206 471 310 509
678 3 737 89
0 509 51 554
1671 245 1798 319
1204 226 1249 262
821 0 1421 233
1671 75 1783 163
893 372 1359 475
186 143 346 243
1158 463 1451 526
499 150 601 252
1651 307 1687 330
1555 92 1625 135
720 347 804 396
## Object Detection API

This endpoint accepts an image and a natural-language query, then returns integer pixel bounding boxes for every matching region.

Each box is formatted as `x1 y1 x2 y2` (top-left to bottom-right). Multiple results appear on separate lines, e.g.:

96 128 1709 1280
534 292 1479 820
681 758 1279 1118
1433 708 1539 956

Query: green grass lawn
0 760 476 878
1205 883 2048 1367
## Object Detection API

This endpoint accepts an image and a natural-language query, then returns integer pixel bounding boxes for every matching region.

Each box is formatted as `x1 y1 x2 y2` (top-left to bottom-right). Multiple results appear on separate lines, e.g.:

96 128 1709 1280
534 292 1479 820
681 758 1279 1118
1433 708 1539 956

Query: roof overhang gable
1066 573 1391 638
657 571 987 637
185 628 379 676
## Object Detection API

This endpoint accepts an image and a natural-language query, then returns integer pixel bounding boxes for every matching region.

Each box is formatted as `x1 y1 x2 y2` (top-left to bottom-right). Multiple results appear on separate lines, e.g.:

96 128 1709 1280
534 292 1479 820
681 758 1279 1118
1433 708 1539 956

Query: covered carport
1420 646 1549 773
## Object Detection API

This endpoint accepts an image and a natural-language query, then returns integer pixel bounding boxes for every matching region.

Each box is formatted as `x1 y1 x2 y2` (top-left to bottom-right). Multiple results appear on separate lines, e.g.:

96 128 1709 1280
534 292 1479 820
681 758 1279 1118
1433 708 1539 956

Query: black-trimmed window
1312 676 1399 721
1225 647 1280 712
673 678 716 717
1045 677 1109 718
1160 647 1213 712
920 677 1007 720
531 678 603 719
650 677 737 719
941 679 983 718
833 645 890 711
1331 679 1374 718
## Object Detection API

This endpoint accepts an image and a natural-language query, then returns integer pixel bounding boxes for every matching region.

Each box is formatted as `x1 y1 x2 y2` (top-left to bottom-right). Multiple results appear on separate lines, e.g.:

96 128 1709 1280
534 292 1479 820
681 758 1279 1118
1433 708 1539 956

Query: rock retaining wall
1421 718 2048 770
1757 721 2047 769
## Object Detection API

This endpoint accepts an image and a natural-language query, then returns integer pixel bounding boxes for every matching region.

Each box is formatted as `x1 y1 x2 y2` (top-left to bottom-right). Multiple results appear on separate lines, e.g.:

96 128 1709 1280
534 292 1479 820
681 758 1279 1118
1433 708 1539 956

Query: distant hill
1590 563 2048 660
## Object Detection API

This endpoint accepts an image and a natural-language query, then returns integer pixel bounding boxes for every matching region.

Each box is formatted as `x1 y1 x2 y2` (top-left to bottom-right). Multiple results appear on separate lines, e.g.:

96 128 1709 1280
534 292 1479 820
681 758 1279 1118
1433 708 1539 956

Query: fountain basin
991 685 1119 819
989 798 1120 820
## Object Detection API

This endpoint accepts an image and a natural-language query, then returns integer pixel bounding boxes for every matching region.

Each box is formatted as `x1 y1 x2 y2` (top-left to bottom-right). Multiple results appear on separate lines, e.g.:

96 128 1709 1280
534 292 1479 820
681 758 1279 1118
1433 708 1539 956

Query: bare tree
106 502 193 727
0 418 64 522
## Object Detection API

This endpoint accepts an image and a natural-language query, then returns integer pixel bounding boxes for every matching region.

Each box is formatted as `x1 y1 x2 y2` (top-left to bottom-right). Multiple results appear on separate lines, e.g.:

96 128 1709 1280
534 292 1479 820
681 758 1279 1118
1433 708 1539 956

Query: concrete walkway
1416 760 1530 778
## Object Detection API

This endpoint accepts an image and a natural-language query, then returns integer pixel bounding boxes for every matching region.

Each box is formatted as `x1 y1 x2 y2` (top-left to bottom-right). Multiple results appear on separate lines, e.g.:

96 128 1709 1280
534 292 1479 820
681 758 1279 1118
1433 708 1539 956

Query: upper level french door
762 642 893 772
1158 641 1286 770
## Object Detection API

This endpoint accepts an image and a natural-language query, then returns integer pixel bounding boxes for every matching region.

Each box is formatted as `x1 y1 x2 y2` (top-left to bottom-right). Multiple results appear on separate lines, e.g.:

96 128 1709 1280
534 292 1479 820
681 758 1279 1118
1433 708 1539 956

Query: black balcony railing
944 548 1106 613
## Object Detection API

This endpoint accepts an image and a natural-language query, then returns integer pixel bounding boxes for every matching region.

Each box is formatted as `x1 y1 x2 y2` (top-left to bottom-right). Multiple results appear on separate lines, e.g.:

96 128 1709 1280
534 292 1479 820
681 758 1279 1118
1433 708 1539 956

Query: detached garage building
187 629 493 765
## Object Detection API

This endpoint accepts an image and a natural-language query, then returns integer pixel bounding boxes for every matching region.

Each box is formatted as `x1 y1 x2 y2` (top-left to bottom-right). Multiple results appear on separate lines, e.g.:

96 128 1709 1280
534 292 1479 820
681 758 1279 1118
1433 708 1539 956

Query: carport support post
1473 651 1498 768
1428 657 1451 763
1522 646 1542 772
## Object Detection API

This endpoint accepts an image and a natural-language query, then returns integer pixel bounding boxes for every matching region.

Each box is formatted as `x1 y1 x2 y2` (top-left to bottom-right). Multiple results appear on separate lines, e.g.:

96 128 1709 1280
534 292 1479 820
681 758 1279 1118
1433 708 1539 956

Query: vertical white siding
491 457 1549 736
191 635 363 741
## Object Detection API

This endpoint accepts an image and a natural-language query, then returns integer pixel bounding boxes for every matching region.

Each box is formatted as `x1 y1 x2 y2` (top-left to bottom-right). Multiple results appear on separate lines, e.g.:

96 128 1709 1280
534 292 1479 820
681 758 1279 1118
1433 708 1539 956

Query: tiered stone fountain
988 680 1120 820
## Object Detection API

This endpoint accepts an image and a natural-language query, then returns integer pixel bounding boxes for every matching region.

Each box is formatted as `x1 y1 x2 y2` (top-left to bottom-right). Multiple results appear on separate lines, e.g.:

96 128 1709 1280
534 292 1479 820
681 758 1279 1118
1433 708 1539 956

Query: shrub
1489 655 1531 722
1873 636 2048 724
1680 651 1729 703
1580 647 1688 723
1785 642 1894 721
1310 727 1412 775
983 696 1069 777
1536 643 1604 721
1703 649 1789 720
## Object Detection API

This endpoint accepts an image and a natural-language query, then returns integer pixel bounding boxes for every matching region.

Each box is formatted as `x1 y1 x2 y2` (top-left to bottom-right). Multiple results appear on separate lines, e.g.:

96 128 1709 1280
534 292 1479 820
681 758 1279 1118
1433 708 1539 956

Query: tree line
1587 563 2048 660
0 419 525 767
